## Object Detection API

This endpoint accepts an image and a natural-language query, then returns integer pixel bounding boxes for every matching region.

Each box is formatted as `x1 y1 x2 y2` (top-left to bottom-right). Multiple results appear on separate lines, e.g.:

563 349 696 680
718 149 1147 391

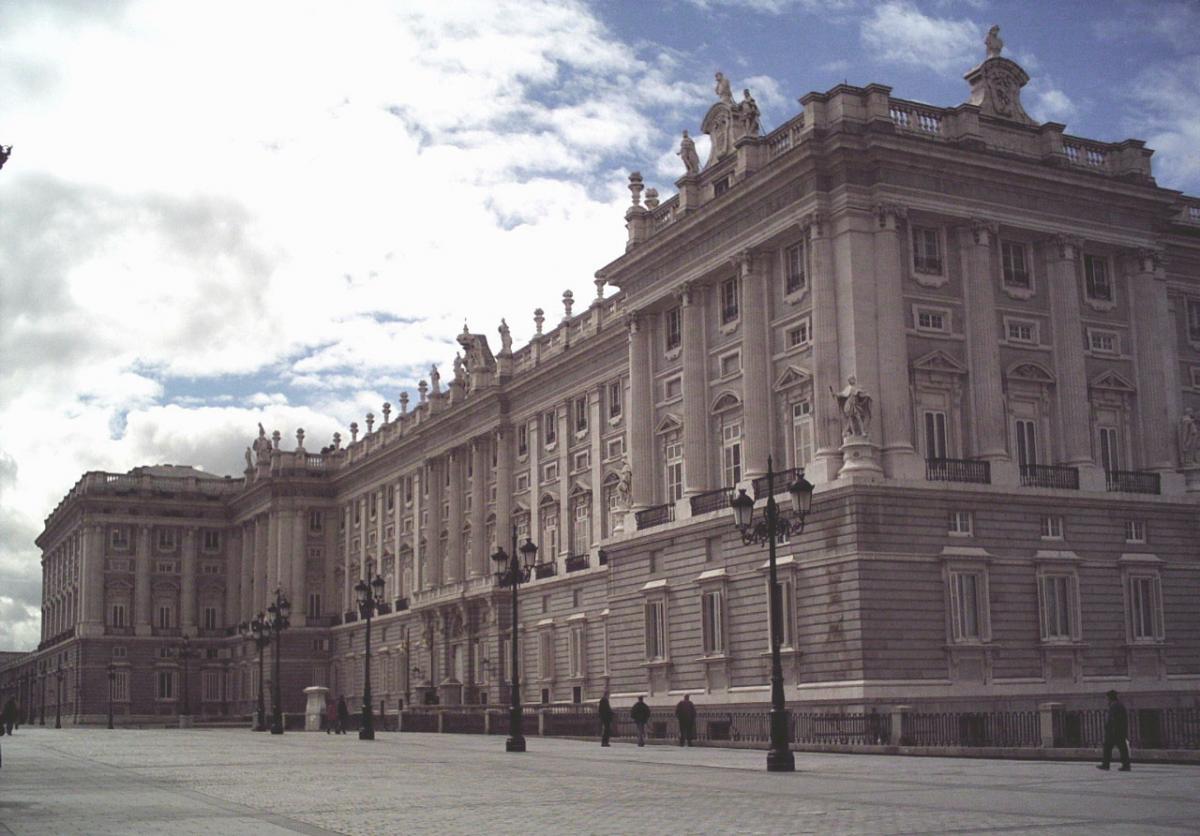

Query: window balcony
1106 470 1161 495
752 468 805 500
534 562 557 580
153 627 181 637
343 610 358 623
1020 464 1079 490
689 487 734 516
926 458 991 484
635 503 674 530
393 597 409 612
106 626 134 636
565 554 590 573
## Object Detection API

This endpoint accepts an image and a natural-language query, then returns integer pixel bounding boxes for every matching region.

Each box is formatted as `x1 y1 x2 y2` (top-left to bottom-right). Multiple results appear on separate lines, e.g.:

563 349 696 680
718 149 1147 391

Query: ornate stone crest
963 26 1034 125
700 72 763 169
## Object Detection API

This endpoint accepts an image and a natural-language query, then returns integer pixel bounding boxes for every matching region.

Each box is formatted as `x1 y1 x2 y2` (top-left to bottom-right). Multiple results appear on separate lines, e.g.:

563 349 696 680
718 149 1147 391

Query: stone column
874 204 919 477
446 450 464 584
1046 236 1096 472
81 524 105 636
225 527 240 629
807 213 843 483
411 471 423 591
427 458 444 587
1128 250 1173 471
627 314 655 506
181 527 198 636
266 511 280 602
134 525 152 636
254 515 268 613
291 509 307 621
240 522 254 622
494 427 513 547
528 420 540 545
680 282 709 494
738 252 771 480
589 386 604 544
959 220 1010 474
469 438 487 577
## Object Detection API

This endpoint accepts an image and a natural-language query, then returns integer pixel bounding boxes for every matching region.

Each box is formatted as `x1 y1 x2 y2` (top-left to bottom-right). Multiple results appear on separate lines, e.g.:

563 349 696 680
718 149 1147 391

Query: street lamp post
175 636 201 726
106 664 116 730
354 574 386 740
54 663 64 729
491 526 538 753
729 456 814 773
267 589 291 735
39 672 46 726
240 615 272 732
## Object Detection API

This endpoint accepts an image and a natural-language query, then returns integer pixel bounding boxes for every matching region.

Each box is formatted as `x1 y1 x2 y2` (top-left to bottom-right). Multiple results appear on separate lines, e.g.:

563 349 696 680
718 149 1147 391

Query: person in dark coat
675 694 697 747
598 691 615 747
324 697 337 734
630 696 650 746
336 695 350 735
1098 689 1131 771
1 698 16 736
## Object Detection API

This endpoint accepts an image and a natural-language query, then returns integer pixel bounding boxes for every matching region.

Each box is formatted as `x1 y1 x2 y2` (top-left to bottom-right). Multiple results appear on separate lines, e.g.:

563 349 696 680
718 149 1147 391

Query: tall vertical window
722 420 743 486
1001 241 1031 288
572 500 590 554
112 669 130 701
911 226 942 274
1084 254 1112 301
664 434 684 502
948 570 984 642
543 411 557 446
202 670 222 703
923 411 948 459
785 242 807 294
574 396 588 434
1129 574 1163 642
1038 574 1077 641
1098 426 1120 472
518 424 529 456
109 603 127 628
644 600 666 661
203 530 221 551
608 380 623 420
308 592 322 617
664 307 682 351
369 494 377 520
309 510 323 532
777 578 796 648
1187 299 1200 342
568 624 586 678
541 507 559 557
202 606 218 631
537 632 555 680
701 590 724 655
157 605 173 629
157 670 176 700
1015 419 1038 466
386 485 395 511
720 277 740 324
791 401 813 468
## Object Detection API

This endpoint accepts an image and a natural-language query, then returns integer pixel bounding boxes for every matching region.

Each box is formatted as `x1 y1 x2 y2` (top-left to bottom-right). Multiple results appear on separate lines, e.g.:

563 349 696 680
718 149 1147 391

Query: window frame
720 276 740 325
911 224 944 276
945 565 991 644
913 305 951 335
664 307 682 353
784 241 807 296
1083 253 1113 303
1000 239 1033 292
1036 568 1082 643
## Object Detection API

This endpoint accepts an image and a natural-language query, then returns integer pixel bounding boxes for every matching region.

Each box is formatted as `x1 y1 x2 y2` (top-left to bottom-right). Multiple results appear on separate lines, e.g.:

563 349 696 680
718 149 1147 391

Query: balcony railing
534 562 557 580
598 549 608 566
1106 470 1161 495
565 554 590 573
925 458 991 484
689 487 735 516
635 503 674 530
343 610 359 623
393 597 409 612
153 627 181 637
1020 464 1080 490
752 468 804 500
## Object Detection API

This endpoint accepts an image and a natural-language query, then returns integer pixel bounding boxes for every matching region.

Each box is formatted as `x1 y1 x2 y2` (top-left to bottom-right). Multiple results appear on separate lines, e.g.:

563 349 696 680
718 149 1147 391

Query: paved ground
1 728 1198 835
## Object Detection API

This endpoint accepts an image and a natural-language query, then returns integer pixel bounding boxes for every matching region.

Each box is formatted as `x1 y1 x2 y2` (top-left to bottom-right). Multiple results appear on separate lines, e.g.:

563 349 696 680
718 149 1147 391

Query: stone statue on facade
430 364 441 394
498 318 512 354
616 457 633 509
244 447 253 470
1180 408 1199 466
741 89 761 135
677 130 700 175
714 71 733 104
252 423 272 464
985 25 1004 59
831 376 873 438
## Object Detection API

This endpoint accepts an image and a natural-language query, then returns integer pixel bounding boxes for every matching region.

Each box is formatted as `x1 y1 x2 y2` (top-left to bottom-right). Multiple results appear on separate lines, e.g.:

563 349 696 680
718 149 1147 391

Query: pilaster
806 212 843 483
446 449 464 583
181 526 198 636
680 281 710 494
291 509 307 620
225 527 241 629
959 219 1008 461
494 426 513 551
469 437 488 577
627 314 655 507
1046 235 1096 472
240 521 254 622
874 204 920 478
81 523 105 634
255 514 268 613
134 524 152 636
738 251 772 480
427 458 444 587
1127 249 1173 471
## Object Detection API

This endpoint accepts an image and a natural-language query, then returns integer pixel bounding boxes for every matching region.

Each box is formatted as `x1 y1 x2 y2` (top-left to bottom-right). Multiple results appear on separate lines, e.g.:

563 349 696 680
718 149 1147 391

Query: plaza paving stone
1 727 1198 834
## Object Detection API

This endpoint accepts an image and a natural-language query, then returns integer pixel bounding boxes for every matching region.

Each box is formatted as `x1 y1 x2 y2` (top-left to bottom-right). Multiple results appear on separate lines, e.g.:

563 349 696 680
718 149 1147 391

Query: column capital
624 311 646 336
802 210 829 240
677 280 703 306
875 202 907 230
1046 233 1083 261
1121 246 1164 275
731 248 768 279
963 217 999 247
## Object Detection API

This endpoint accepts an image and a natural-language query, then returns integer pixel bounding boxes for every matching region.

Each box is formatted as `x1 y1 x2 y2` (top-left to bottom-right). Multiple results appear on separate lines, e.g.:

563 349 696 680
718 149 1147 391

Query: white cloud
1123 57 1200 190
1027 83 1080 125
861 2 980 72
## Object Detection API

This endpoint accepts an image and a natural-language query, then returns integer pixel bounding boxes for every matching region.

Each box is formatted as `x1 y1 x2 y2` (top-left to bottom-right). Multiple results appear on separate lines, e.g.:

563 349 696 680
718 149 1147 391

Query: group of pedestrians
323 695 351 734
597 692 697 748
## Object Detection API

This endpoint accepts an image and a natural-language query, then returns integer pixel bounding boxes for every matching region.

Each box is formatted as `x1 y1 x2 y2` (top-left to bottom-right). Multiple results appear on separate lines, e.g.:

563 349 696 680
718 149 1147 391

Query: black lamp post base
359 728 375 740
506 735 526 753
767 748 796 772
767 708 795 772
270 715 284 735
252 710 266 732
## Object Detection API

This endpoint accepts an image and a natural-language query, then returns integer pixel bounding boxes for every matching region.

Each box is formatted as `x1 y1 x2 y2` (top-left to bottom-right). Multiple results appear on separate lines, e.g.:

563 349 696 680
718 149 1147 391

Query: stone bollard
303 686 329 732
398 709 404 733
538 708 546 737
890 705 910 746
484 710 491 735
437 710 444 734
1038 702 1061 748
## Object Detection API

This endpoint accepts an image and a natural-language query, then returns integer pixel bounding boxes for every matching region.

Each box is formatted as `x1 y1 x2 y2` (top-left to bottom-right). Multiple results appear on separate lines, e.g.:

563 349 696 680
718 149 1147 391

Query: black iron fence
690 487 735 516
1020 464 1080 490
635 503 674 530
1105 470 1161 495
565 554 589 573
903 711 1040 747
925 458 991 484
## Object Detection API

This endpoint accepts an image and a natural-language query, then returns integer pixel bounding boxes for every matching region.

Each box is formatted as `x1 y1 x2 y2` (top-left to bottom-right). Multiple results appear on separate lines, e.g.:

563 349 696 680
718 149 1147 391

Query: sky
1 0 1196 651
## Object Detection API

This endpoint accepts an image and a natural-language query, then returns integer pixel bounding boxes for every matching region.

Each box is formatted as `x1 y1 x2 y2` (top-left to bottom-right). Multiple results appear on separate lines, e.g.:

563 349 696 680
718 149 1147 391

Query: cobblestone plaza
1 729 1198 834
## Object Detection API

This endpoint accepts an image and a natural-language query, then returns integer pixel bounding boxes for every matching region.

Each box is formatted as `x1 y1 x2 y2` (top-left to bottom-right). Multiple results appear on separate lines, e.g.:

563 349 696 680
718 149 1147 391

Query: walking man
1 697 16 736
631 695 650 746
336 695 350 735
675 694 697 747
598 690 614 747
1098 689 1132 771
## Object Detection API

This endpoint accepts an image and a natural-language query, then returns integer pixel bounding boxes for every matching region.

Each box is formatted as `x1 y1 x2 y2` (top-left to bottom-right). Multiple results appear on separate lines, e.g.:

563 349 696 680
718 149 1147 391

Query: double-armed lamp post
240 589 290 734
175 635 201 725
491 527 539 753
54 663 64 729
106 663 116 729
266 589 291 735
729 456 814 773
354 574 386 740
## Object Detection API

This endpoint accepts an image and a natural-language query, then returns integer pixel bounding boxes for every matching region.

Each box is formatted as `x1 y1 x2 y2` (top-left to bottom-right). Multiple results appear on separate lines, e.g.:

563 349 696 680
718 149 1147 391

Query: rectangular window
568 624 586 678
604 436 625 462
1039 574 1075 641
663 377 682 401
112 669 130 702
923 411 948 459
1098 426 1120 472
541 510 559 556
786 319 811 349
1187 299 1200 342
1001 241 1031 288
542 461 559 483
777 578 795 648
157 528 176 551
157 670 176 700
574 396 588 434
785 242 807 294
720 277 739 324
537 632 554 681
912 226 942 274
112 645 127 658
722 421 743 486
1041 515 1064 539
109 603 127 628
386 485 395 511
948 510 973 536
110 527 129 549
1089 329 1118 354
572 450 589 473
665 437 684 502
1129 575 1163 642
719 351 742 378
515 473 530 492
202 606 218 631
544 411 557 446
1006 319 1037 344
949 571 983 641
1084 254 1112 301
518 424 529 457
608 380 623 420
1015 419 1038 467
369 494 377 520
701 590 724 655
713 176 730 197
309 510 323 532
202 670 222 703
915 308 948 333
791 401 813 468
308 592 322 617
202 530 221 551
157 605 173 629
572 502 590 553
644 600 666 661
1124 520 1146 544
664 307 682 351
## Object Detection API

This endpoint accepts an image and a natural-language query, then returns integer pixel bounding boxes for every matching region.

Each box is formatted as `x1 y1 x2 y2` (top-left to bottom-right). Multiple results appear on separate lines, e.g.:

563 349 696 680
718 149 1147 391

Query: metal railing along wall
1105 470 1161 495
1020 464 1080 490
689 487 735 516
925 458 991 484
635 503 674 530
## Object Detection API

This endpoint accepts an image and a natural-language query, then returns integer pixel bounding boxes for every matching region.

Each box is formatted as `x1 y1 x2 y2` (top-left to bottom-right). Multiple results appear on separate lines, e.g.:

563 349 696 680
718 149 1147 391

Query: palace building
4 34 1200 725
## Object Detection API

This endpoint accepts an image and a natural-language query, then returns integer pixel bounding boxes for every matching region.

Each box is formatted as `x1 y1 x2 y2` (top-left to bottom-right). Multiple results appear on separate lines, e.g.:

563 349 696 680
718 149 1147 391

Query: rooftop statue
985 24 1004 59
430 364 441 394
498 318 512 354
741 89 761 136
677 130 700 176
252 423 272 464
714 71 733 104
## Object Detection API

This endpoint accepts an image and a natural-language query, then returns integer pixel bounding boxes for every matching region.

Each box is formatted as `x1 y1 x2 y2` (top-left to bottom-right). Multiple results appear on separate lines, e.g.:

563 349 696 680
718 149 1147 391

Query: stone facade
5 40 1200 723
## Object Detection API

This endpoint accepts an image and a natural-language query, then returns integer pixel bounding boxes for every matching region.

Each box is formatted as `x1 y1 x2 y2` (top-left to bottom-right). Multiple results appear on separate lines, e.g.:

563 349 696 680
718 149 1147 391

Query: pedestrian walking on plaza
675 694 697 747
598 691 614 747
1098 689 1132 771
631 695 650 746
336 695 350 735
324 697 336 734
1 698 16 736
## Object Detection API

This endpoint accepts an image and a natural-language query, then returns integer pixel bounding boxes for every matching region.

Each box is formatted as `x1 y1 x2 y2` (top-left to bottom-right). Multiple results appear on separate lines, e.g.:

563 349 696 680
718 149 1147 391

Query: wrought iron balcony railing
1020 464 1080 490
925 457 991 484
635 503 674 530
689 487 735 516
1106 470 1161 495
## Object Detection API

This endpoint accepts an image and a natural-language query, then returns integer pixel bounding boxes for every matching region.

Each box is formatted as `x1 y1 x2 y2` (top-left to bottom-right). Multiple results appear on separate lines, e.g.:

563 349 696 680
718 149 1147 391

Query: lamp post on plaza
38 671 45 726
729 456 814 773
239 615 271 732
491 527 538 753
106 664 116 730
354 574 386 741
267 589 291 735
174 636 201 726
54 663 64 729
